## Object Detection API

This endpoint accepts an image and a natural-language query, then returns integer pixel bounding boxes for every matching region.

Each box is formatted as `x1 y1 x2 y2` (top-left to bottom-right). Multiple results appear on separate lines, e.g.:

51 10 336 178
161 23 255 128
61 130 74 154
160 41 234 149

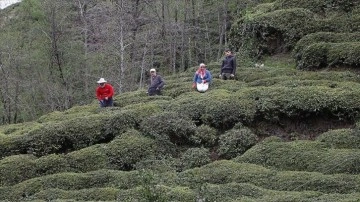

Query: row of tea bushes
0 130 171 186
297 42 360 69
2 160 360 201
236 127 360 174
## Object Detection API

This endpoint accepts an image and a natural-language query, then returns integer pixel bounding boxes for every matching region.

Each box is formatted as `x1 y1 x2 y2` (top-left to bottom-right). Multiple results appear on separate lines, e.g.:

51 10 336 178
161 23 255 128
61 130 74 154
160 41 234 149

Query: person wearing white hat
148 68 165 96
96 78 114 107
192 63 212 92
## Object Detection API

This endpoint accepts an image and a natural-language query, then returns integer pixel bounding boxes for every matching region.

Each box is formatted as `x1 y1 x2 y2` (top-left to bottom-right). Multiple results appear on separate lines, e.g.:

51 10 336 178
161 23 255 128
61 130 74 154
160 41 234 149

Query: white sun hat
97 78 107 83
150 68 156 72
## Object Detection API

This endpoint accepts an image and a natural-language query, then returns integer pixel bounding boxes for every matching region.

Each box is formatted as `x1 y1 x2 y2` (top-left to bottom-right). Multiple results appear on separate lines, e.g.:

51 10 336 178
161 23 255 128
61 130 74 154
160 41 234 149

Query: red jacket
96 83 114 100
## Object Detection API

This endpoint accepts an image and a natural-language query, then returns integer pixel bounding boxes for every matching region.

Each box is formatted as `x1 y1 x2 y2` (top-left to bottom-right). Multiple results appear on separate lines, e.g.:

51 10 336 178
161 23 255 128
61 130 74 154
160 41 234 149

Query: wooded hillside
1 0 360 201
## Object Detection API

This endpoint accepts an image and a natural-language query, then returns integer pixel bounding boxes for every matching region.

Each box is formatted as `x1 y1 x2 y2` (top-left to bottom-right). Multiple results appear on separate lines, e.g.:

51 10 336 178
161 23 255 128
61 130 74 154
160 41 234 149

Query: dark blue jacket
221 55 236 74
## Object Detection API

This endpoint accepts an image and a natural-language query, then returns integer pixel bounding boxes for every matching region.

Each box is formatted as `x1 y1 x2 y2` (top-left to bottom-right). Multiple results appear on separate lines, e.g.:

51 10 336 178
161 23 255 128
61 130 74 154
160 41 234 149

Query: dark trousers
220 73 234 80
148 87 161 96
100 97 113 107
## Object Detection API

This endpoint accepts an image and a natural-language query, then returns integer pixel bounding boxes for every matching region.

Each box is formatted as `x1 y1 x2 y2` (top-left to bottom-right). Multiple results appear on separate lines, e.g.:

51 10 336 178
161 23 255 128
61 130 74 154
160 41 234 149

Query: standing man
148 68 165 96
96 78 114 107
219 49 236 80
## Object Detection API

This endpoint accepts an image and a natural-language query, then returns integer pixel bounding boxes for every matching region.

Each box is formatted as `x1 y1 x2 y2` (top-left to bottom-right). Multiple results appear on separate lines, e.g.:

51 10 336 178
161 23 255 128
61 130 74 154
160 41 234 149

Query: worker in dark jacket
148 68 165 96
219 49 236 80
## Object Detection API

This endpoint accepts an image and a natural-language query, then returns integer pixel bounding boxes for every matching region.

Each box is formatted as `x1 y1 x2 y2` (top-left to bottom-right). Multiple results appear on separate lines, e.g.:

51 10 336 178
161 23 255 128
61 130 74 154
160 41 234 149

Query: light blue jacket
193 70 212 84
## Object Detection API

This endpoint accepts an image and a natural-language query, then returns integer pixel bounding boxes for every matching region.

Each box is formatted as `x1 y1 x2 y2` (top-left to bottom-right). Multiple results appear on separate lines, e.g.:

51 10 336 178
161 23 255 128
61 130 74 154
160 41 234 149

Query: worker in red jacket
96 78 114 107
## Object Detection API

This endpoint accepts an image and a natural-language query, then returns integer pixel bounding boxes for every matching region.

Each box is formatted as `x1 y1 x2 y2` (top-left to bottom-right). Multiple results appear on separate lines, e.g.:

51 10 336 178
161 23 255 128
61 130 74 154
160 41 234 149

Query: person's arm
232 57 237 75
193 73 198 83
205 71 212 83
107 84 114 98
157 75 165 89
192 73 198 88
96 88 102 100
220 60 224 74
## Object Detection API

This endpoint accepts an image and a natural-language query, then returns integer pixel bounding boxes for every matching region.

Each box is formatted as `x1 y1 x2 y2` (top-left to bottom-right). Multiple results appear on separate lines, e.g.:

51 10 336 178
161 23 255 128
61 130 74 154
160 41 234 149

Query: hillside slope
1 54 360 201
1 0 360 201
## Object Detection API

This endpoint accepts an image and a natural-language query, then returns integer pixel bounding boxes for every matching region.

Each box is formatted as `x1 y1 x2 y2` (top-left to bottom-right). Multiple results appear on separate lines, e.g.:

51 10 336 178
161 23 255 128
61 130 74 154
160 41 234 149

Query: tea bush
178 147 211 171
106 130 167 170
140 112 196 145
273 0 358 13
30 187 120 201
178 160 360 193
115 90 172 108
293 32 360 58
218 127 258 159
316 128 360 149
236 85 360 120
34 154 70 176
0 169 143 201
0 154 37 186
190 124 218 146
236 140 360 174
297 42 360 69
66 144 110 172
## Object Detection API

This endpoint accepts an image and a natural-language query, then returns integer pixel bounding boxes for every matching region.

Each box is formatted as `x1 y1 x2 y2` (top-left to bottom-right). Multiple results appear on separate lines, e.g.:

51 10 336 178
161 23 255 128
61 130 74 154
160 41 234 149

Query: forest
0 0 252 124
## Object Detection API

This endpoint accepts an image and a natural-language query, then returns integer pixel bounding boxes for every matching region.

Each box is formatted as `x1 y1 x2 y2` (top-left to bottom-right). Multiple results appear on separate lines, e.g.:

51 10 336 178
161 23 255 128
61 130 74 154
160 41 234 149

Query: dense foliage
1 0 360 201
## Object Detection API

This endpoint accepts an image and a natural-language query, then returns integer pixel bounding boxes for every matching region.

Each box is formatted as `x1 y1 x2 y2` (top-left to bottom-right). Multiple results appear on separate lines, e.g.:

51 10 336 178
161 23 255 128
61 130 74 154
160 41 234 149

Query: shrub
293 32 360 58
0 155 37 186
316 128 360 149
273 0 326 13
218 127 258 159
140 112 196 145
236 140 360 174
230 8 316 56
178 147 211 171
115 90 172 108
34 154 70 176
30 187 120 201
297 42 360 69
178 160 275 187
106 130 166 170
121 101 166 122
199 182 265 201
200 90 256 130
190 125 218 146
66 144 110 172
237 85 360 121
101 111 138 138
178 160 360 194
1 169 143 201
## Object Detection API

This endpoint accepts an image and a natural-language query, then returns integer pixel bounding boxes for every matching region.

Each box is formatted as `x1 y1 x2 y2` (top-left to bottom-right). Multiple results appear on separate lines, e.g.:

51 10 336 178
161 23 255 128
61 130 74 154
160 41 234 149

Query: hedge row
6 183 360 202
296 42 360 69
0 130 170 186
294 32 360 57
0 169 146 201
229 2 360 57
178 160 360 194
273 0 358 13
2 160 360 201
236 135 360 174
0 111 138 158
236 84 360 120
316 128 360 149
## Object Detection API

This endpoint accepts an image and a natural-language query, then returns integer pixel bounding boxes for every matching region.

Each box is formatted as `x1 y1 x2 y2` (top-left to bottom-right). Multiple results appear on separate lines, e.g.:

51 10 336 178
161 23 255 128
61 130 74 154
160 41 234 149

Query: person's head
224 49 232 56
97 78 107 88
150 68 156 76
199 63 206 69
